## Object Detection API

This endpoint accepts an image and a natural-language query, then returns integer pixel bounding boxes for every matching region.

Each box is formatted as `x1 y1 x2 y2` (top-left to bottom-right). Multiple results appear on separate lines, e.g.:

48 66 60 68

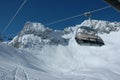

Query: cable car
75 12 105 46
104 0 120 11
75 26 105 46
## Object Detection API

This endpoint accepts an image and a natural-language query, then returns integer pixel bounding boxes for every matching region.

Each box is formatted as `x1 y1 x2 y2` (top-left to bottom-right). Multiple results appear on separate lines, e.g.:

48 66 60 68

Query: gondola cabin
75 26 105 46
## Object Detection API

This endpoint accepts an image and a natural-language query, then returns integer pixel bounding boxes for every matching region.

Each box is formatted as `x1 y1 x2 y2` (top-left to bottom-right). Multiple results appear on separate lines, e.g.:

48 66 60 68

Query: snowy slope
0 43 65 80
1 20 120 80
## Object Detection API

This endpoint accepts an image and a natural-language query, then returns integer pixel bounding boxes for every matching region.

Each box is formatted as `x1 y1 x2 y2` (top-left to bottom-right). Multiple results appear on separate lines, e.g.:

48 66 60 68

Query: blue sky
0 0 120 37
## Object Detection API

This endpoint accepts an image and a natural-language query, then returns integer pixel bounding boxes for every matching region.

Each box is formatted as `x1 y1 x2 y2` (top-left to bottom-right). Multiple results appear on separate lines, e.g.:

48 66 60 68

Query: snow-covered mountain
64 19 120 34
1 19 120 80
9 20 120 49
9 21 69 49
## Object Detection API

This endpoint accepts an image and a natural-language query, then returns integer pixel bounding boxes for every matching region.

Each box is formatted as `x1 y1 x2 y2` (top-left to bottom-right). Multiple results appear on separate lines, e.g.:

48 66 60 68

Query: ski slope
1 20 120 80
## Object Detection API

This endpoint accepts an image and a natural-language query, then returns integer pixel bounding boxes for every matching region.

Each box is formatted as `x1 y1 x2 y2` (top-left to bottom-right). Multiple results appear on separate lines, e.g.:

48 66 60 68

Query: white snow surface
1 20 120 80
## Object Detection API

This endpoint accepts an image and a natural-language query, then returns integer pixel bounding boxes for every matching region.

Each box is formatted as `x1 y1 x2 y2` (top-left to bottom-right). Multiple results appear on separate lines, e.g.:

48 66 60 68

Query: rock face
9 20 120 49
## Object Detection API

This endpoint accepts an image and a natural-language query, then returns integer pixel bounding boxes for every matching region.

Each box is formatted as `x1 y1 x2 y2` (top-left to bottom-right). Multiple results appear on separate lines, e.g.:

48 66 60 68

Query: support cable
45 6 111 26
2 0 27 34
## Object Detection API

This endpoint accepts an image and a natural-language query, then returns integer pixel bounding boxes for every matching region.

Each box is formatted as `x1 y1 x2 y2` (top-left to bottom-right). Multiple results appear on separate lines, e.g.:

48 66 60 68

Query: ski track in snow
13 66 29 80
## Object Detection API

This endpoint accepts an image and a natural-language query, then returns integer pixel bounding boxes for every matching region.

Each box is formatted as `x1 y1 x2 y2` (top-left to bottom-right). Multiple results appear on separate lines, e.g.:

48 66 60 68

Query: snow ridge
9 21 68 48
9 20 120 49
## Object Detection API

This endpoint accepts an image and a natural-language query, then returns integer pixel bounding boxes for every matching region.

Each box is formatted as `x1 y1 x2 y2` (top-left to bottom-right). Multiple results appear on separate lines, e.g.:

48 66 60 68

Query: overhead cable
2 0 27 34
45 6 111 26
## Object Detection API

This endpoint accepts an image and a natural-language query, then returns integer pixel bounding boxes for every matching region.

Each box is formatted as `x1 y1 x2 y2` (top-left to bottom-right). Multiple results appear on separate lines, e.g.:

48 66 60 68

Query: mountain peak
23 21 48 32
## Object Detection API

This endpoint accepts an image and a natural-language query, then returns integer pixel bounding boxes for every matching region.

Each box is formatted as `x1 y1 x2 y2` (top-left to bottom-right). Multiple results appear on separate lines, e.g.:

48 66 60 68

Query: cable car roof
80 26 96 32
